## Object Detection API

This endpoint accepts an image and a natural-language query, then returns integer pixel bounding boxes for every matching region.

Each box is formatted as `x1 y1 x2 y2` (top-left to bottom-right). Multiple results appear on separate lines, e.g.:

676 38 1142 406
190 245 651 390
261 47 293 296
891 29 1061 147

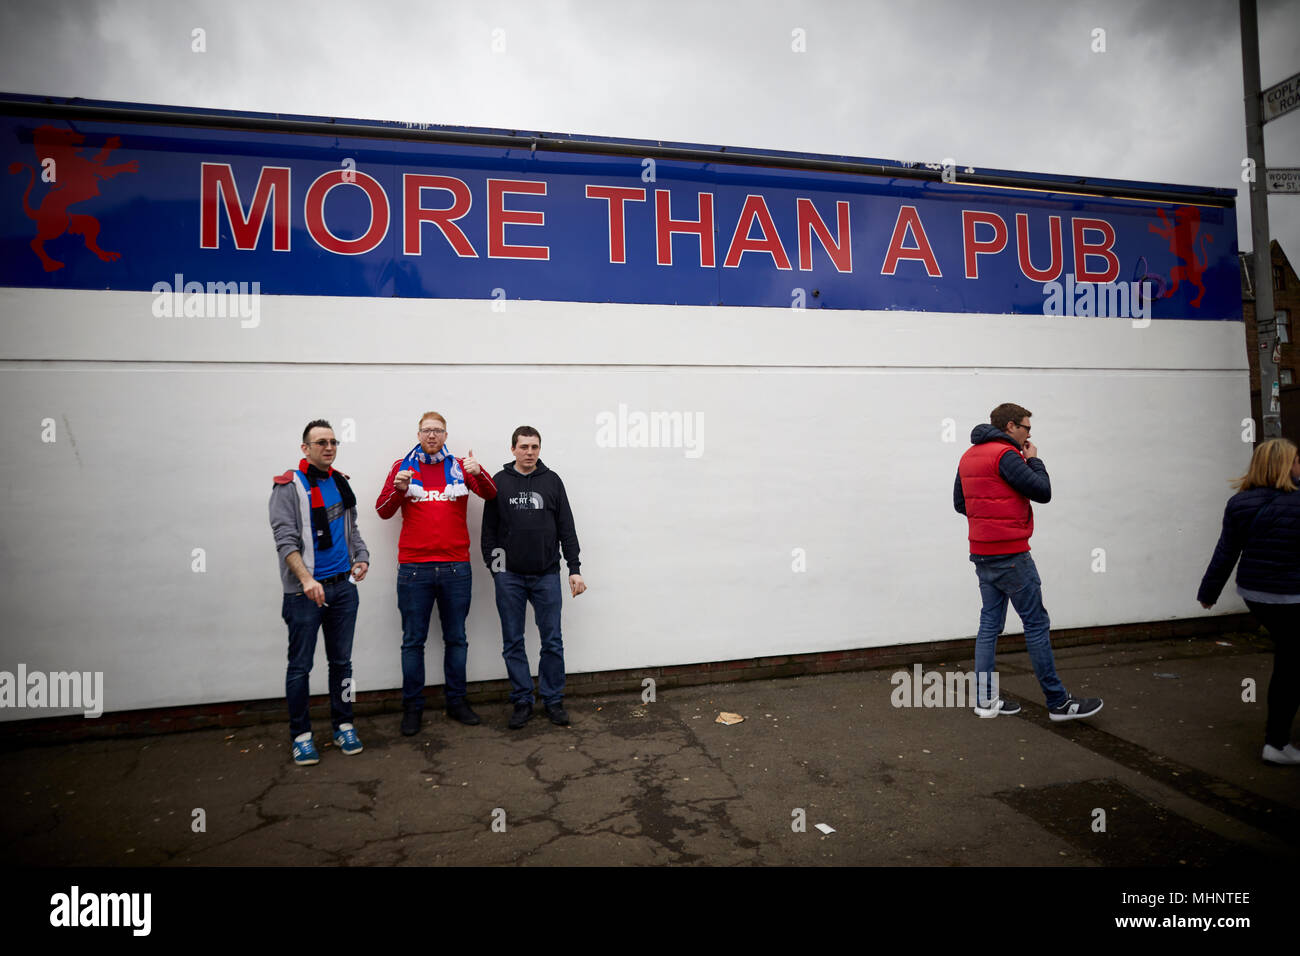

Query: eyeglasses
1014 422 1031 434
419 427 446 436
308 439 340 447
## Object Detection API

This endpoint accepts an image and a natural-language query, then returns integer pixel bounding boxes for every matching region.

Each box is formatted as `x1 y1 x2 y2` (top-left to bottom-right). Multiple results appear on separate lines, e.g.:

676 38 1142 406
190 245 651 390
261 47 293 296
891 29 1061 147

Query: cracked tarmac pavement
2 635 1297 866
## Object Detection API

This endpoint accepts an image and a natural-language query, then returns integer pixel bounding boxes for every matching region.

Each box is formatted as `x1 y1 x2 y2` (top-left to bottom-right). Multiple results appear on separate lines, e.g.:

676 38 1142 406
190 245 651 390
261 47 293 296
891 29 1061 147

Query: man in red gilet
954 403 1103 721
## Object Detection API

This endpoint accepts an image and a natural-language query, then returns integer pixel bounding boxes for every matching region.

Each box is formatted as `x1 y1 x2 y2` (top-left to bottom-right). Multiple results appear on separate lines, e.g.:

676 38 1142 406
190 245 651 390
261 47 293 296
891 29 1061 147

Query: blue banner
0 98 1240 319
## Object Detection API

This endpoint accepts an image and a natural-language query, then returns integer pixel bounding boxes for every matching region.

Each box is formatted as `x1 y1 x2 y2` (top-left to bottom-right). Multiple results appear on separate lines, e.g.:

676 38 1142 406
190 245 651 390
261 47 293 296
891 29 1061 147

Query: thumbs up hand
463 448 482 475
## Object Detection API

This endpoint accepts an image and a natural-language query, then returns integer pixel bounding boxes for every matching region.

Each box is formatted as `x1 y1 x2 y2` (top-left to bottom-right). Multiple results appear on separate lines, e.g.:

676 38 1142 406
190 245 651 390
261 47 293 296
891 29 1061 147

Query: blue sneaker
333 724 363 755
292 736 320 766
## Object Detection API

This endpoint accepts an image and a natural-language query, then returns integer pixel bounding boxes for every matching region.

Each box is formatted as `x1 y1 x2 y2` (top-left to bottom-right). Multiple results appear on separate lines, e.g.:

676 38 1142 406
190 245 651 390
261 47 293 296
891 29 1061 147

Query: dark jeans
1243 600 1300 748
282 578 357 738
398 561 472 711
971 551 1068 708
494 570 565 706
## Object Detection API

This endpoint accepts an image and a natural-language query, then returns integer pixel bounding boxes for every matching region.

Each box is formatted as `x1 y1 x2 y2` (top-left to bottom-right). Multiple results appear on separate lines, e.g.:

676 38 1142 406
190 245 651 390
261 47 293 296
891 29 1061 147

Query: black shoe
545 703 571 726
400 708 422 736
446 699 481 726
1048 696 1103 721
507 702 534 729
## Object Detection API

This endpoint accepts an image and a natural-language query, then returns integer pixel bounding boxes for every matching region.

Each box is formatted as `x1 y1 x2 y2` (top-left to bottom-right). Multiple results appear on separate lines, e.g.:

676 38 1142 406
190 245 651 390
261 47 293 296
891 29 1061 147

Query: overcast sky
2 0 1298 269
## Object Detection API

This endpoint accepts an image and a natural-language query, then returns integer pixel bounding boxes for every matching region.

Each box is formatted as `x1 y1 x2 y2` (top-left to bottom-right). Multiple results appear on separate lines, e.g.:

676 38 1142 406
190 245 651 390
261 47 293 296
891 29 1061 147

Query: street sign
1267 168 1300 193
1263 70 1300 122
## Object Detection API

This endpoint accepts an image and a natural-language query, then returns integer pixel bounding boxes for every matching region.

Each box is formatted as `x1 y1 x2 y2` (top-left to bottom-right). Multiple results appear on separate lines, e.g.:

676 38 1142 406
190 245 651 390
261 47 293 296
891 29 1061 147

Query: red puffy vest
959 440 1033 555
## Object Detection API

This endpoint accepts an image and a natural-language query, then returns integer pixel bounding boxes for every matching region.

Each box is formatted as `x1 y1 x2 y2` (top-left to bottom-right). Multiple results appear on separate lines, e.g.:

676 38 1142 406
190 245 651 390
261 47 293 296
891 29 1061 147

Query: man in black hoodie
481 425 584 728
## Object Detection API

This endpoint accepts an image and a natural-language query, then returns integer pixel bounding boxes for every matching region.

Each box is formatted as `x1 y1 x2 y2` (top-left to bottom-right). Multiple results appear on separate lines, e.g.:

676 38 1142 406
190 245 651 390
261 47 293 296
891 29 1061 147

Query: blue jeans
398 561 472 710
971 552 1067 708
283 578 357 738
494 570 564 705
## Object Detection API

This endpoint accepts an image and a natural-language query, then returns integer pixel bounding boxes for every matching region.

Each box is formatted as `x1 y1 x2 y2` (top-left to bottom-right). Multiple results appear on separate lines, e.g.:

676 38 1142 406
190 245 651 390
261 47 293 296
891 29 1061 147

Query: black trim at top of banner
0 96 1236 208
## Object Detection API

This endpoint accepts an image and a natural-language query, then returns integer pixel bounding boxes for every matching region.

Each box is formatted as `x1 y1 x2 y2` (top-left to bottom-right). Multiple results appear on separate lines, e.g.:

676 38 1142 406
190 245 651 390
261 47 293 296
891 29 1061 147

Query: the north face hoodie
481 460 581 577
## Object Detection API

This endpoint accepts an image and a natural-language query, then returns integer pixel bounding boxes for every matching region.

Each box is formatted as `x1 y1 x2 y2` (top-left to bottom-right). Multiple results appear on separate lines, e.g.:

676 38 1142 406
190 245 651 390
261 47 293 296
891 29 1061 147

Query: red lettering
655 190 715 267
724 195 791 269
487 179 549 260
881 205 941 277
1072 217 1119 282
585 185 646 264
1015 214 1063 282
962 210 1008 279
304 170 390 255
200 164 290 251
797 199 852 272
404 174 477 257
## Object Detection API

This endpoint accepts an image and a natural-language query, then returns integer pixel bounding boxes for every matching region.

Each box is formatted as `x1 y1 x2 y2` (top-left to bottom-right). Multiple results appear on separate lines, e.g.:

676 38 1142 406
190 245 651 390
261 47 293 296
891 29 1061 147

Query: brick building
1240 240 1300 443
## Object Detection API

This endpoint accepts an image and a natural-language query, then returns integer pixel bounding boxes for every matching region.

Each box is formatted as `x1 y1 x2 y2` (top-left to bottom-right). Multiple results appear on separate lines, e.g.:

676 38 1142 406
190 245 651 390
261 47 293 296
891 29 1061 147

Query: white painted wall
0 288 1252 717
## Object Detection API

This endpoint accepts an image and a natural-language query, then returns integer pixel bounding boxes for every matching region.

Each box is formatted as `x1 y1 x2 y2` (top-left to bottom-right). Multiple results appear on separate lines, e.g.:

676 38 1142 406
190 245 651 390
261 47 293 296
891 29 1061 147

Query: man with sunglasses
269 420 370 766
377 412 497 736
954 403 1103 721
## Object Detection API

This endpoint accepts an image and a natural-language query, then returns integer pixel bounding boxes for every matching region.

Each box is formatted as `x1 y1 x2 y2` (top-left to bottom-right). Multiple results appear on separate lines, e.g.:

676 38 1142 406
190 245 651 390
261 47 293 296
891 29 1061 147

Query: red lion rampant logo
1147 206 1213 308
8 125 138 272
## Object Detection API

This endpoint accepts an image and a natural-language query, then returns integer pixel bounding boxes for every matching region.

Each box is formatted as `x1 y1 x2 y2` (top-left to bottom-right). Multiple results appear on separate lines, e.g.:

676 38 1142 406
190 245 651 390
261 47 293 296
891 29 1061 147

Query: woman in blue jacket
1198 438 1300 765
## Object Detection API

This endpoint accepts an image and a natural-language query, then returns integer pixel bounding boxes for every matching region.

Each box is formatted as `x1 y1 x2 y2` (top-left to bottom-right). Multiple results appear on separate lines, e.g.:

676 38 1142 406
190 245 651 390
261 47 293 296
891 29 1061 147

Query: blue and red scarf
400 444 467 500
295 459 356 549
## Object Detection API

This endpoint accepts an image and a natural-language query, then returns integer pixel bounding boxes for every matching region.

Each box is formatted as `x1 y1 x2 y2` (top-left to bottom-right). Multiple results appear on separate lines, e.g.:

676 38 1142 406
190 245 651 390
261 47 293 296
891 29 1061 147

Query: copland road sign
1262 70 1300 122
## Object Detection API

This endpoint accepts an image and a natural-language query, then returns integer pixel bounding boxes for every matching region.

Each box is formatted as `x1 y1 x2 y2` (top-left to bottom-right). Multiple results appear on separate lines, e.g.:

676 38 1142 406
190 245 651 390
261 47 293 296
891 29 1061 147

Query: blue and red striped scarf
295 459 357 549
400 444 467 500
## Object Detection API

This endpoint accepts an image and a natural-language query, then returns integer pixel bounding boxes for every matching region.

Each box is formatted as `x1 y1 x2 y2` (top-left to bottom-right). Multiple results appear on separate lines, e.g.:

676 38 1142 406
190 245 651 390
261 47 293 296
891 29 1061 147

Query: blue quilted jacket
1197 486 1300 604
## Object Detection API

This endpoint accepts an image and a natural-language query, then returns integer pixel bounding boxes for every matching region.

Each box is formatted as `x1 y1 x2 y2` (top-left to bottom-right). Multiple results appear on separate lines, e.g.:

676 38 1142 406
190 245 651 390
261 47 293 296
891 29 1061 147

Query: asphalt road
2 633 1296 867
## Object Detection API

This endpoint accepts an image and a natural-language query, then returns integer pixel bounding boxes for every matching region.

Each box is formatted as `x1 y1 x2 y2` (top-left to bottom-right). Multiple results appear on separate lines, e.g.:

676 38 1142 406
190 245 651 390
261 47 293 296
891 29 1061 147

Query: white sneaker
1262 743 1300 765
973 698 1021 718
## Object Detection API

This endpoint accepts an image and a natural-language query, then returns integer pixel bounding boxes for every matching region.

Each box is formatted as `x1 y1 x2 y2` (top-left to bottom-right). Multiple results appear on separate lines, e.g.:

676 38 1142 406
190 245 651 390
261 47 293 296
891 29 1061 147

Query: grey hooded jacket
269 469 370 594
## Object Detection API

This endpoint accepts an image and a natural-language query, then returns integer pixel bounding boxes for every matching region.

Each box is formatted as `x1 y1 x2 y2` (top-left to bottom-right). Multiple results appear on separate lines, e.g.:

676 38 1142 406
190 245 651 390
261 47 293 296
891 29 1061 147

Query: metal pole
1242 0 1280 438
